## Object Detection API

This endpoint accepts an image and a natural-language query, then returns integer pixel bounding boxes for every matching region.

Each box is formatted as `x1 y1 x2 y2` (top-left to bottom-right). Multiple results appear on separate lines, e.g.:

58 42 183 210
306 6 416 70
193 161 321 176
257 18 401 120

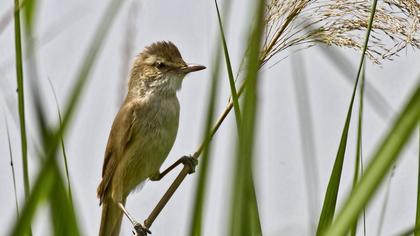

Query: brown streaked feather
97 100 138 203
143 41 182 61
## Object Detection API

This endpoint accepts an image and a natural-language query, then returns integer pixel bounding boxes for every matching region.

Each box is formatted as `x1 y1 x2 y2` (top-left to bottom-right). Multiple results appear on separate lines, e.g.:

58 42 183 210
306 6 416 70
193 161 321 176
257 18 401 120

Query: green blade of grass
316 75 357 235
229 1 265 235
324 81 420 235
216 2 262 230
215 0 241 128
360 154 366 236
47 78 73 202
316 1 378 234
247 170 262 235
416 121 420 236
13 0 34 232
10 77 76 235
21 78 81 236
14 0 30 202
10 0 124 234
350 62 366 236
188 23 223 236
10 160 55 236
49 168 80 236
10 123 81 236
189 2 238 234
23 0 37 31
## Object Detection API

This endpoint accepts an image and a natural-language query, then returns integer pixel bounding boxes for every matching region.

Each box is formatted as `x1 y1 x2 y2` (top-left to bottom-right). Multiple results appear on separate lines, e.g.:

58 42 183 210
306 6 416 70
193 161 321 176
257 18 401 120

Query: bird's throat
128 74 184 98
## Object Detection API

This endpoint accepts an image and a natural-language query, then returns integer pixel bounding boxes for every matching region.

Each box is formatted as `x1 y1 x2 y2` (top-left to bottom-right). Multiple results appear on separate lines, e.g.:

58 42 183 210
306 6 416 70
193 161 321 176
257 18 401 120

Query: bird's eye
155 62 166 69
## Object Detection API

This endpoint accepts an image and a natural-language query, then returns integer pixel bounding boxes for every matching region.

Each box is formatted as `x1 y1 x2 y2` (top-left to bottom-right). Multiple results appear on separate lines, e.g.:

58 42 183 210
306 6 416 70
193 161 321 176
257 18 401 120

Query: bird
97 41 206 236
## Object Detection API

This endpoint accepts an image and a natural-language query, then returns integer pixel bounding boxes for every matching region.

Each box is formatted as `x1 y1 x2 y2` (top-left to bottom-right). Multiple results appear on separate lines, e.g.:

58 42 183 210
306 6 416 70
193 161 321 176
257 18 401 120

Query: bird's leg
149 155 198 181
117 202 151 235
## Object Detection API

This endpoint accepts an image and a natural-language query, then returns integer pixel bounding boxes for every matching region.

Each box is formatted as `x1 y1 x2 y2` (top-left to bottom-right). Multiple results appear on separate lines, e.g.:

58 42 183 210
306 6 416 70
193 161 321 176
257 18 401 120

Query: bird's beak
181 64 206 73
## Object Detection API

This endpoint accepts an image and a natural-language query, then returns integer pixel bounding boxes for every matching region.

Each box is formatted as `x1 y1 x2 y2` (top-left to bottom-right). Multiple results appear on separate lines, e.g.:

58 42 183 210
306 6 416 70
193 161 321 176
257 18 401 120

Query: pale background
0 0 419 235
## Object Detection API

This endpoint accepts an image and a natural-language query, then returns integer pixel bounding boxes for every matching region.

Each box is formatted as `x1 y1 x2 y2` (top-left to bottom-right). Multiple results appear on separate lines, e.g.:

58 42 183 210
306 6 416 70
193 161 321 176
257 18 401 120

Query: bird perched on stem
97 41 205 236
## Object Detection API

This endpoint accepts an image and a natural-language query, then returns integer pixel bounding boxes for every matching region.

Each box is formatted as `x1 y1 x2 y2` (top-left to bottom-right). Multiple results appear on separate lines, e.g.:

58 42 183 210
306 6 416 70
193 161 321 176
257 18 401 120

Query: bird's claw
132 222 151 236
180 155 198 174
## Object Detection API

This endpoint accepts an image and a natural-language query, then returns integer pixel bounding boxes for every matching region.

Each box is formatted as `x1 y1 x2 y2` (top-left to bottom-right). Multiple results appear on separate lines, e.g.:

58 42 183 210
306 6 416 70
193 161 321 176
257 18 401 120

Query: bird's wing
97 100 138 201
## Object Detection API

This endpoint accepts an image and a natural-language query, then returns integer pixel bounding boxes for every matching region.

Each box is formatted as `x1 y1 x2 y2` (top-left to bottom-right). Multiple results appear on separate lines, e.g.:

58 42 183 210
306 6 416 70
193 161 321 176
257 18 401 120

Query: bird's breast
129 95 180 176
138 95 180 136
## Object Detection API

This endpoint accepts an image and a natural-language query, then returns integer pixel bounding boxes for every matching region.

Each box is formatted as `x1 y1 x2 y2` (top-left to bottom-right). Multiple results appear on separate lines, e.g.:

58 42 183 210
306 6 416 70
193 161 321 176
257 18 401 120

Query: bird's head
128 41 206 96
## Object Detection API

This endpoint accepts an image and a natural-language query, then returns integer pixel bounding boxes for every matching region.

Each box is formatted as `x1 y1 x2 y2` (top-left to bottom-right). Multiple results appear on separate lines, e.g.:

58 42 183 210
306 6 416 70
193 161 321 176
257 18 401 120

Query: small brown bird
97 41 205 236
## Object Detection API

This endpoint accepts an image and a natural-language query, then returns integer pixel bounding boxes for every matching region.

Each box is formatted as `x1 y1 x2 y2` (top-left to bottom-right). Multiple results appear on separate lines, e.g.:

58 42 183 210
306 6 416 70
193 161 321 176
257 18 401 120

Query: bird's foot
132 222 151 236
180 155 198 174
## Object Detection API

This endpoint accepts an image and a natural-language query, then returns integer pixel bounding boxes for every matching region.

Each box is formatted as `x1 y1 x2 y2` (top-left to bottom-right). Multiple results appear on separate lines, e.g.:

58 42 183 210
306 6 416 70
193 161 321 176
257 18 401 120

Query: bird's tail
99 198 126 236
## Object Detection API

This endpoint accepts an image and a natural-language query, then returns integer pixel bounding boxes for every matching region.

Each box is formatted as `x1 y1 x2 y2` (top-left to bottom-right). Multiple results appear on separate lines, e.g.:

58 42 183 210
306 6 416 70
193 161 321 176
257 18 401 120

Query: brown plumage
97 41 205 236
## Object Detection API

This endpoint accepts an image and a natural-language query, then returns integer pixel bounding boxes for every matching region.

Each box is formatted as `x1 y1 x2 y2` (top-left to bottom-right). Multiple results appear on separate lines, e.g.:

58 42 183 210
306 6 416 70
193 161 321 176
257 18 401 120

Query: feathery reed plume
261 0 420 65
